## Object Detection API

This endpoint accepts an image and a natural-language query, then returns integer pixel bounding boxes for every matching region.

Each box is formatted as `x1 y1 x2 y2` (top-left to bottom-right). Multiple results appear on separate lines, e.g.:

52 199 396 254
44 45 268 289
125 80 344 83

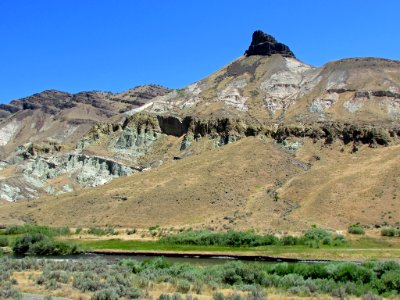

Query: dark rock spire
245 30 295 58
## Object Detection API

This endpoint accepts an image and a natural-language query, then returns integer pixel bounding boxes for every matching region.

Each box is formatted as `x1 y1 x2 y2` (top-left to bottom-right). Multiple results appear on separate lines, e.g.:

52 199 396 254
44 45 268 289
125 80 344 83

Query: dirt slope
1 136 398 231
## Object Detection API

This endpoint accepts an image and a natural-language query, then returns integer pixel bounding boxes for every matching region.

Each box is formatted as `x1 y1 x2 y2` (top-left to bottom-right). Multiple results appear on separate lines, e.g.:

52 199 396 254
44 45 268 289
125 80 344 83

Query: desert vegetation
161 226 346 248
0 224 399 298
381 226 400 237
3 224 71 236
0 224 79 256
0 256 399 299
12 233 80 256
87 226 119 236
0 235 9 247
348 224 365 235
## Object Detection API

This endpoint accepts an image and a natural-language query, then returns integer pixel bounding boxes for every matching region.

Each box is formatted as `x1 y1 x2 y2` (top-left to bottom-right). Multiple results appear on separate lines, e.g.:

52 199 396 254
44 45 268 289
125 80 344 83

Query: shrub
330 287 347 299
288 286 311 296
87 227 107 236
246 286 266 300
176 279 191 293
279 274 305 288
75 228 82 234
0 283 21 299
161 230 279 247
46 270 70 283
13 234 79 256
348 224 365 235
87 226 118 236
333 234 347 245
104 226 118 235
226 294 244 300
36 275 45 285
213 292 225 300
120 259 143 273
159 294 183 300
92 288 119 300
122 287 142 299
4 224 70 236
0 236 9 247
13 234 45 254
381 227 399 237
281 235 299 245
126 228 136 235
330 263 375 284
219 261 266 285
2 256 400 298
301 226 347 247
161 227 345 247
304 226 332 243
381 269 400 291
45 278 59 290
362 293 381 300
372 260 400 278
73 271 103 292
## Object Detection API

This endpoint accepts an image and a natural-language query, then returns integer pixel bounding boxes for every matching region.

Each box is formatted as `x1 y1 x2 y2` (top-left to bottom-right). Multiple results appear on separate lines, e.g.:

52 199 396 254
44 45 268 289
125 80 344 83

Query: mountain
0 85 170 157
0 31 399 231
0 85 169 201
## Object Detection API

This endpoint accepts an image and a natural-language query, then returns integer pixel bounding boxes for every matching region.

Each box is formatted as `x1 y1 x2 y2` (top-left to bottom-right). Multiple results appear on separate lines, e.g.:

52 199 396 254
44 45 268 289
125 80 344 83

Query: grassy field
69 236 400 261
2 225 400 261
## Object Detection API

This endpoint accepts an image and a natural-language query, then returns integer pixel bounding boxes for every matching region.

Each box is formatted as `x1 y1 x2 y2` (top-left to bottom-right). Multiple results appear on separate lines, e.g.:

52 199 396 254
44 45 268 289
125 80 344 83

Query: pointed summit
245 30 295 58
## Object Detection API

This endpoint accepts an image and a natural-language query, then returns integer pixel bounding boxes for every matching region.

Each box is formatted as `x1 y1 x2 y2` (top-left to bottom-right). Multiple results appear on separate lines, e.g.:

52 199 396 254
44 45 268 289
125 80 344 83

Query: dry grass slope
1 136 399 232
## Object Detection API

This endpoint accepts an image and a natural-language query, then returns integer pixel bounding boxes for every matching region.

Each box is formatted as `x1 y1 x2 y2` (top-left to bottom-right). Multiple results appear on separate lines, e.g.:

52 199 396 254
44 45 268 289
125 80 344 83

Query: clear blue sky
1 0 400 103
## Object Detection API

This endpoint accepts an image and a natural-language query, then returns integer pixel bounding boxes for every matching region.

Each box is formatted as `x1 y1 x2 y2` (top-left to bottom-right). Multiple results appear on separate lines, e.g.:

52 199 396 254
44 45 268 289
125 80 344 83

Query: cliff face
0 155 134 202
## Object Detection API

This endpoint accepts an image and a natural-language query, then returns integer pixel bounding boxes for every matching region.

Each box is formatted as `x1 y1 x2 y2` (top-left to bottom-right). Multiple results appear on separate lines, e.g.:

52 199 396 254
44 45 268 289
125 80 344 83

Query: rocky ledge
245 30 295 58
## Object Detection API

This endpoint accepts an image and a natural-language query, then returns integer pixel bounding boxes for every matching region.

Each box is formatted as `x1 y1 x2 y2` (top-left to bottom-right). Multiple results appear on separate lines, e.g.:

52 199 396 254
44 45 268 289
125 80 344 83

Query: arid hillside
0 136 399 232
0 31 399 231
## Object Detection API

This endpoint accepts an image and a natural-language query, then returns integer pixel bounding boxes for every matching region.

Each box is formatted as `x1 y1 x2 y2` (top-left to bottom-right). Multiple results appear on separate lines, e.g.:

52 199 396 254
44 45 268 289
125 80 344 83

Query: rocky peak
114 85 171 104
245 30 295 58
7 90 74 114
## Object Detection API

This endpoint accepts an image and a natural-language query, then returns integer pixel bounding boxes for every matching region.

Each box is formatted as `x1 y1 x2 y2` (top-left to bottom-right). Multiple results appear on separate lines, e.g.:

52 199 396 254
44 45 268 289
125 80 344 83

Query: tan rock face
144 55 400 128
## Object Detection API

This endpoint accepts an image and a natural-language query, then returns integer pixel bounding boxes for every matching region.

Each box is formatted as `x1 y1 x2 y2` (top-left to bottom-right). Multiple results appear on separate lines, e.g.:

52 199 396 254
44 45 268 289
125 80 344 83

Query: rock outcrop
157 115 191 136
0 152 135 202
77 113 162 160
245 30 295 57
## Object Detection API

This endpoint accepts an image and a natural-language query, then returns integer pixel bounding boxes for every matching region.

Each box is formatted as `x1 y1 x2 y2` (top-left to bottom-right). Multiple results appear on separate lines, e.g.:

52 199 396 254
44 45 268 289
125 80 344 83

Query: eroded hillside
0 30 399 231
